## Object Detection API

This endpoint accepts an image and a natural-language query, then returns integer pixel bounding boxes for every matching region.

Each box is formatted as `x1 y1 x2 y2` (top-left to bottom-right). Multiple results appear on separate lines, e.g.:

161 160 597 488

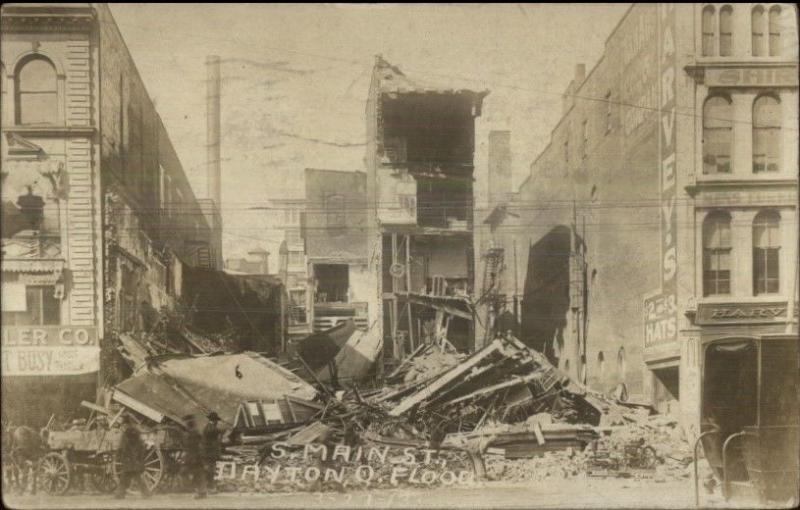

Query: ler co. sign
644 3 679 348
1 326 100 377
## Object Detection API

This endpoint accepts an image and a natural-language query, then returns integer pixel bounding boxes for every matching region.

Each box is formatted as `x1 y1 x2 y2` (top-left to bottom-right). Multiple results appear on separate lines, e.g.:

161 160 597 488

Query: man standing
181 414 207 499
114 415 151 499
201 412 223 494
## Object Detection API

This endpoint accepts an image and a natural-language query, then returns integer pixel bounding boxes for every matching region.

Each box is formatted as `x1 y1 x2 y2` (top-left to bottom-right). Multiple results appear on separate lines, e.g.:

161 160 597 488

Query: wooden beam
388 339 503 416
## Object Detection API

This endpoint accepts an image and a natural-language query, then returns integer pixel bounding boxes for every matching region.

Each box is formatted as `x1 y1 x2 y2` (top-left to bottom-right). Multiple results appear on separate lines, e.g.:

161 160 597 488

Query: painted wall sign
644 3 679 349
705 66 799 88
695 302 796 325
1 326 100 376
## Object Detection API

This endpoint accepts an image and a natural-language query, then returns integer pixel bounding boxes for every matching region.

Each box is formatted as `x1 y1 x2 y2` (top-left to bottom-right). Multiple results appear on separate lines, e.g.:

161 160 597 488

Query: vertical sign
657 3 679 346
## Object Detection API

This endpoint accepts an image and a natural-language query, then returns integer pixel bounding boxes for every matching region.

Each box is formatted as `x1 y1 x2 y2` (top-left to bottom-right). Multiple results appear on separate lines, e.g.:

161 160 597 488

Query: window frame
702 5 716 57
14 55 60 126
702 211 733 297
719 5 734 56
753 210 781 295
702 95 734 175
752 5 767 56
768 5 782 56
1 285 61 326
752 94 782 174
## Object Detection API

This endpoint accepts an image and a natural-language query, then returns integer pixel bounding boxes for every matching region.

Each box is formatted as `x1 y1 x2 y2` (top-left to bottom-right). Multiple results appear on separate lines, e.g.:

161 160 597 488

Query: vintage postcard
1 3 798 509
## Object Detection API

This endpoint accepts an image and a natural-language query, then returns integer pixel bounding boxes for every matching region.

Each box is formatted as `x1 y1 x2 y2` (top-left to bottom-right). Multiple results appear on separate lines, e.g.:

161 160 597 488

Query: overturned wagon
38 407 184 495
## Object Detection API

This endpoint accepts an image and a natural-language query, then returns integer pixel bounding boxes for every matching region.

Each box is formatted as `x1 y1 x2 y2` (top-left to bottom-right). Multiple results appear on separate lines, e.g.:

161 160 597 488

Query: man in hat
201 412 223 494
114 415 151 499
181 414 207 499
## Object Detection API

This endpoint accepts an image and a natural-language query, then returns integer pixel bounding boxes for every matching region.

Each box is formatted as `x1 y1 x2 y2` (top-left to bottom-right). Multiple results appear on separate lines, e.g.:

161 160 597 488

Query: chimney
206 55 221 208
488 130 512 205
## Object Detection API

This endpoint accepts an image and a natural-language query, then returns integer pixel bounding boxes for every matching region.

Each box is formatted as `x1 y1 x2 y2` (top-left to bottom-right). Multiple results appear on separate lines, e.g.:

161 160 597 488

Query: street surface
2 477 776 509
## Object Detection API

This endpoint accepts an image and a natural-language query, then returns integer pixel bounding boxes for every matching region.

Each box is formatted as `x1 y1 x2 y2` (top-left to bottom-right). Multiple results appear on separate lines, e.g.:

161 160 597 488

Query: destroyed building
364 57 489 368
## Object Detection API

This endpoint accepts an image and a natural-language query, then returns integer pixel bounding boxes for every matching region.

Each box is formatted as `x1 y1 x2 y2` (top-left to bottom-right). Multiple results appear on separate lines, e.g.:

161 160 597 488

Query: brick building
1 3 219 425
482 4 798 438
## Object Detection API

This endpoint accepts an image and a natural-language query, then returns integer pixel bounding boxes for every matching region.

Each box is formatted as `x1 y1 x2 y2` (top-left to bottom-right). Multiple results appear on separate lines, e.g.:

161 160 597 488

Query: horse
6 425 48 494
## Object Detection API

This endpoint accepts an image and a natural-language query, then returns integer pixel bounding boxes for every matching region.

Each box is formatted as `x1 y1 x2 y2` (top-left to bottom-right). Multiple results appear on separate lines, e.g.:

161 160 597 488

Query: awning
1 258 65 274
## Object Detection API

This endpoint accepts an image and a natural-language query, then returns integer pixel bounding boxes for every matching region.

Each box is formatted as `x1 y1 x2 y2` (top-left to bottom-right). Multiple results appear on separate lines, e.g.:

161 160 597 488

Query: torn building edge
375 55 489 106
112 351 317 430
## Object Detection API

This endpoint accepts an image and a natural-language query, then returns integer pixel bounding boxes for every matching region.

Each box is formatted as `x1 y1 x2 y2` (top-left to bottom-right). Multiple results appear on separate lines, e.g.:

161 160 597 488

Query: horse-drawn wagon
37 402 184 495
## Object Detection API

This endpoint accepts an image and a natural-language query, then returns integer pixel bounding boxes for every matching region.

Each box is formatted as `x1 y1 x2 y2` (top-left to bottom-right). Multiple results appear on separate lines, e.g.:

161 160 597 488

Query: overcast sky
110 3 630 260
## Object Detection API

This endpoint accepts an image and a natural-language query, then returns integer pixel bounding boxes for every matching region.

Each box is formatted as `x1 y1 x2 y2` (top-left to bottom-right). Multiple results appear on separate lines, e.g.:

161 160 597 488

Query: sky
109 3 630 261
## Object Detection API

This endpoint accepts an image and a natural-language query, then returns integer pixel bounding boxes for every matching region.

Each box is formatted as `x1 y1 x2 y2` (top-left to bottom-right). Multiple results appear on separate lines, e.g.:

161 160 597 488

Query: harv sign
645 3 678 348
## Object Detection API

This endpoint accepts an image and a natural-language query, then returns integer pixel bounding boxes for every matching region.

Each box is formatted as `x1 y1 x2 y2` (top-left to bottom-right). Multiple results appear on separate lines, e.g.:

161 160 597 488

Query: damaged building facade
483 3 798 440
364 57 488 366
1 3 221 425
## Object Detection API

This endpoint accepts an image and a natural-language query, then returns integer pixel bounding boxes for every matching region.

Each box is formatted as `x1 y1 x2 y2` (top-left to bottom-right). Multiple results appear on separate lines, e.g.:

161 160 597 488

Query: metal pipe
721 430 748 501
693 428 719 507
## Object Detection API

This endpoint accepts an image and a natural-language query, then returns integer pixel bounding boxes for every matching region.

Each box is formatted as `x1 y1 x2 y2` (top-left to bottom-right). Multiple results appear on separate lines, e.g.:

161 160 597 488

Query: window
1 286 60 326
289 289 307 324
617 347 626 379
703 212 732 296
753 95 781 173
753 210 780 295
702 6 716 56
581 119 588 159
719 6 733 56
598 351 605 378
605 92 612 134
15 56 58 125
769 6 782 56
702 96 733 174
752 6 766 56
326 194 345 229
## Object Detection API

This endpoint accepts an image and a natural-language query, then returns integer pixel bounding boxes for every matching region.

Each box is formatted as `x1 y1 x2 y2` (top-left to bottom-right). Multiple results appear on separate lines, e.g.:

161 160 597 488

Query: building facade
365 57 488 364
302 169 370 333
1 3 219 425
488 3 797 436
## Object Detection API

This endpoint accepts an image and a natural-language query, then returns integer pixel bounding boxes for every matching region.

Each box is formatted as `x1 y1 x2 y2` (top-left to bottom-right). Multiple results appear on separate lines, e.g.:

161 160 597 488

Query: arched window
753 95 781 173
15 56 59 125
702 6 716 56
703 96 733 174
769 6 782 56
719 6 733 56
752 6 767 56
703 212 732 296
617 347 626 379
753 210 780 295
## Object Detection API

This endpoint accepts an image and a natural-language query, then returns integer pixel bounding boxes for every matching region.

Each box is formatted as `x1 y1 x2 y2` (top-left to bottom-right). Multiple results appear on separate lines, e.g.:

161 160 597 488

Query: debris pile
104 331 692 492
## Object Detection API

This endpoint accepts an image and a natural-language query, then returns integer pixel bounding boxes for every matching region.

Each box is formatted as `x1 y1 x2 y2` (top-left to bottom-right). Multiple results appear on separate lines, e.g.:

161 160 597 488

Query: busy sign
1 326 100 376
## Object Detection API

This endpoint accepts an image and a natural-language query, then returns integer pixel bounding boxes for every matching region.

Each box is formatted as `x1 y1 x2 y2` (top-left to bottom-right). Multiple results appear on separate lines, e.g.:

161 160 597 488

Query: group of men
115 411 223 500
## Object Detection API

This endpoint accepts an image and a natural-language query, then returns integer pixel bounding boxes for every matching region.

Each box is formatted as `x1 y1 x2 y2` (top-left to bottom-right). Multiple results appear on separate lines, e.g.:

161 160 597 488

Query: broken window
315 264 349 303
703 96 733 174
753 95 781 173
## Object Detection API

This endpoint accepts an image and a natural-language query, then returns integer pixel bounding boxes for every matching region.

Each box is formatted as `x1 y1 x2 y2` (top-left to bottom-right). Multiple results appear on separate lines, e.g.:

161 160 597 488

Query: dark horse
4 425 48 494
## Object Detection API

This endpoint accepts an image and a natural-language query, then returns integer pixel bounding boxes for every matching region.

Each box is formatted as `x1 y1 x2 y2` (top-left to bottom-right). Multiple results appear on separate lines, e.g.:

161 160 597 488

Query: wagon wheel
90 453 117 493
112 445 165 493
639 446 659 470
158 449 186 493
39 452 71 495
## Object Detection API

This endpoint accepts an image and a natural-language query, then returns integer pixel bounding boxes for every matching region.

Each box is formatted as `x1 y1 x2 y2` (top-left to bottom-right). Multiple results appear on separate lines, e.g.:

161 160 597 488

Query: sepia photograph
1 3 798 509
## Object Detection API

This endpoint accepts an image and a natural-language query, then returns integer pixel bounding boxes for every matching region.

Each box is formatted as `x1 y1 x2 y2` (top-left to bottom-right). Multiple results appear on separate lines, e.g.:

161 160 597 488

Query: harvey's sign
1 326 100 376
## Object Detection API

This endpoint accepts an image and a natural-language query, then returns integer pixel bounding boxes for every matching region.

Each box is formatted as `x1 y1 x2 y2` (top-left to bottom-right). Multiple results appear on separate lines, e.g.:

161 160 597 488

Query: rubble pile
105 332 693 493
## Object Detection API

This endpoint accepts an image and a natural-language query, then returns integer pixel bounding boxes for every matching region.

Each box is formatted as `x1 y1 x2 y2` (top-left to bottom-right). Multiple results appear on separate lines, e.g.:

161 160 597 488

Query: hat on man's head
207 412 220 422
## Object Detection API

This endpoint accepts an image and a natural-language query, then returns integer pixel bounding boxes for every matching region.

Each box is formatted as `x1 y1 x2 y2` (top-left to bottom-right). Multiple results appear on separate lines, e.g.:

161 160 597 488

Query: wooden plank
388 340 503 416
533 423 546 445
